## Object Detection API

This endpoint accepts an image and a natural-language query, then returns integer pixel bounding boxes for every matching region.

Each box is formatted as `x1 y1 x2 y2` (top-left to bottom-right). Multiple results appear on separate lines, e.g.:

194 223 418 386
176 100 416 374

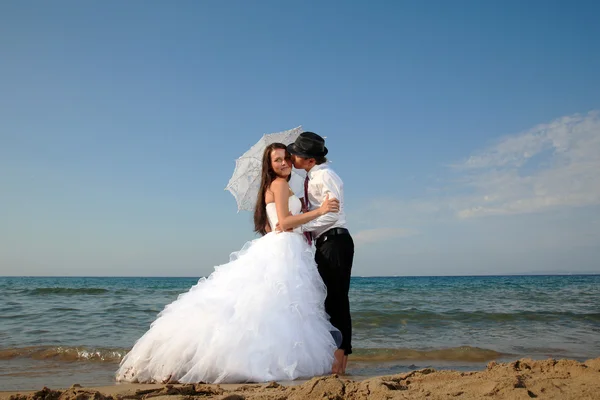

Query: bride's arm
271 179 338 232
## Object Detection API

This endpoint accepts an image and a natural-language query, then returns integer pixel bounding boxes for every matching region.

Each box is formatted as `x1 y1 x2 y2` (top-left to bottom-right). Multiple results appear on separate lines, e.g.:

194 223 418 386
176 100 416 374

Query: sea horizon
2 273 599 278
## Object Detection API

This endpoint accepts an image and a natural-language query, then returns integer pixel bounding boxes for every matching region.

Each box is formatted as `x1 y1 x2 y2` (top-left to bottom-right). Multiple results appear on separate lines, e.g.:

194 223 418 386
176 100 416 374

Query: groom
286 131 355 374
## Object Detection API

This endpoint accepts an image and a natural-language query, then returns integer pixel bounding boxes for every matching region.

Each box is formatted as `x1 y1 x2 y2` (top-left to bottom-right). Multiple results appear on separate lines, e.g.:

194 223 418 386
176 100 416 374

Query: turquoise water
1 275 599 390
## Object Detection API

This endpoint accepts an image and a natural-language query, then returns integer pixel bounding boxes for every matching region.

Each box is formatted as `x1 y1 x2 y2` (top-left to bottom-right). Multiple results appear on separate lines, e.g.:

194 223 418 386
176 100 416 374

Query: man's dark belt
316 227 350 246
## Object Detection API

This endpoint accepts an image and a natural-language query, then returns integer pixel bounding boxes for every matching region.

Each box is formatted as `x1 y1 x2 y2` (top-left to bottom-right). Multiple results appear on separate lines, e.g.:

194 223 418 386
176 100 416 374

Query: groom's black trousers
315 230 354 355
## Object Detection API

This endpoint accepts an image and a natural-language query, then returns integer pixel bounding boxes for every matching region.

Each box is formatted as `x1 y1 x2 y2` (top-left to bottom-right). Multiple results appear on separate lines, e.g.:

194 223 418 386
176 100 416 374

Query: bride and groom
116 132 355 384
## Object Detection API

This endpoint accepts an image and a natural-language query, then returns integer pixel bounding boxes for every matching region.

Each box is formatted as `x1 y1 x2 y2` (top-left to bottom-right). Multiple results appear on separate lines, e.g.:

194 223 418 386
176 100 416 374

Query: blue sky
1 1 599 276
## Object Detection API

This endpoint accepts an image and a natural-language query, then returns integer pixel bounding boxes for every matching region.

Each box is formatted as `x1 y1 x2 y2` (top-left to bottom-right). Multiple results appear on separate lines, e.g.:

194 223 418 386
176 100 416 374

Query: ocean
1 275 599 391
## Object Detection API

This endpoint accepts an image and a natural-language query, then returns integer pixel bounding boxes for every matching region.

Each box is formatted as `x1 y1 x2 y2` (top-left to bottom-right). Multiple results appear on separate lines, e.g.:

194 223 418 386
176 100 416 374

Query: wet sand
2 356 600 400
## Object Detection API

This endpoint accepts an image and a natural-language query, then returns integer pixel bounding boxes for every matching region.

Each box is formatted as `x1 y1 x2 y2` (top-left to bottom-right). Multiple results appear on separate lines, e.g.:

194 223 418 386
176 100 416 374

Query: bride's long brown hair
253 143 291 235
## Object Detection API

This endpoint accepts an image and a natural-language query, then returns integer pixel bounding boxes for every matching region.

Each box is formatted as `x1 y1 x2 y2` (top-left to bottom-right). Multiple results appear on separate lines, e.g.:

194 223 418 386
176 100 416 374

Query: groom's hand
275 222 293 233
275 213 294 233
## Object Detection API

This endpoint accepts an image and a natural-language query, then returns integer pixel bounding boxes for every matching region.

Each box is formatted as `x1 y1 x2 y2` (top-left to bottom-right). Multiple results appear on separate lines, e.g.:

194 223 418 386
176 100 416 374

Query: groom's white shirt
300 163 347 239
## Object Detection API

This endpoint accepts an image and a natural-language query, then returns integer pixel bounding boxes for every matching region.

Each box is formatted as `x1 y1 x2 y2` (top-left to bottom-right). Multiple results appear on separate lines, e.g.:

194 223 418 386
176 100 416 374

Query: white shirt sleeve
300 170 342 233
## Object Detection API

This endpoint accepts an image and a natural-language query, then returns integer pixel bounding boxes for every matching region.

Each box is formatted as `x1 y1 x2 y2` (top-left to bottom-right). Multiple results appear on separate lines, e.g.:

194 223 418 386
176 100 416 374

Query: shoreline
3 356 599 400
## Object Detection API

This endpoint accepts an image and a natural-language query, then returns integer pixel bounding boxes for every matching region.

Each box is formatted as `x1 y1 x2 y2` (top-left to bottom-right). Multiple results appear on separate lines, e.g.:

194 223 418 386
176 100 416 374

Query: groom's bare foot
332 349 345 374
342 355 349 374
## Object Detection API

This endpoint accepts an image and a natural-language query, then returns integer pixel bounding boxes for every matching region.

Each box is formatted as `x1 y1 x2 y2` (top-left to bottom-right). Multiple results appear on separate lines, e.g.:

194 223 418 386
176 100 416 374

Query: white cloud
353 110 600 229
348 111 600 274
453 111 600 218
353 227 417 245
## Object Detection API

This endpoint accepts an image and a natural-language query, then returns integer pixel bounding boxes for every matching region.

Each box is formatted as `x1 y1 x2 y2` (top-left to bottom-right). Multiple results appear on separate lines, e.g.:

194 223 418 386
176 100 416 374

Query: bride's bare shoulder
269 178 289 192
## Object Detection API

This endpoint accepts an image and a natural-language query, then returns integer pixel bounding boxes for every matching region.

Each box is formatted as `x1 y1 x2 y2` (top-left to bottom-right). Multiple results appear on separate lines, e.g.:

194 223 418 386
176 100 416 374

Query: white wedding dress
116 195 339 384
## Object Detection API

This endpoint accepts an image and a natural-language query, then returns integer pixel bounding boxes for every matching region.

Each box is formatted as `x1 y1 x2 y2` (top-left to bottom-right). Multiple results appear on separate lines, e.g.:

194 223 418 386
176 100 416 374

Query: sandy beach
3 356 599 400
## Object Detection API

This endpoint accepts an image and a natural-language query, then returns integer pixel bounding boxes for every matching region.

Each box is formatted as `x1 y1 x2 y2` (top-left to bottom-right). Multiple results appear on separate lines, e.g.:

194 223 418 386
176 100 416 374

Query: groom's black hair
314 156 328 165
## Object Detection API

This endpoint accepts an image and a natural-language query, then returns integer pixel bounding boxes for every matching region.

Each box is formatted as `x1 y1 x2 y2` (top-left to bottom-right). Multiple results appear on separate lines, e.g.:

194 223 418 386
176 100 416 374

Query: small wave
353 310 600 325
0 345 506 364
48 307 79 312
351 346 507 362
104 306 160 314
23 288 110 296
0 346 127 362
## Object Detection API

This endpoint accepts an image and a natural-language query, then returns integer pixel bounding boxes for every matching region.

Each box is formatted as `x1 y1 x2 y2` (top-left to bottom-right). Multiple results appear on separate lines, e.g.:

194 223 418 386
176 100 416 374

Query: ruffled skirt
115 232 338 384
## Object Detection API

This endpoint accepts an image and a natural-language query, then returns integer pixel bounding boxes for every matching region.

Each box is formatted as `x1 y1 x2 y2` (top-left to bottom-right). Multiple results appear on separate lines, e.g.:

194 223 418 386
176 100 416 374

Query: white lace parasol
225 126 306 212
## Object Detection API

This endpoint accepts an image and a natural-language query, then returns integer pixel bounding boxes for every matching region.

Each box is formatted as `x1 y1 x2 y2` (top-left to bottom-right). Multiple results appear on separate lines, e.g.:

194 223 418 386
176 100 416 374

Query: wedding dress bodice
266 195 302 234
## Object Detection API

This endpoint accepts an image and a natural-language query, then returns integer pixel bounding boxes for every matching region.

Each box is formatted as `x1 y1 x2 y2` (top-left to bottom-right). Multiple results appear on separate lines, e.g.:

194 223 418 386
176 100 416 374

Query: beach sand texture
3 356 600 400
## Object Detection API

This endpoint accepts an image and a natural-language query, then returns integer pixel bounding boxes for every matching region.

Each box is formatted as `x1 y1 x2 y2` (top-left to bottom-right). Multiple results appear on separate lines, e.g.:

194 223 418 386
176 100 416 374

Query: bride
116 143 341 384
